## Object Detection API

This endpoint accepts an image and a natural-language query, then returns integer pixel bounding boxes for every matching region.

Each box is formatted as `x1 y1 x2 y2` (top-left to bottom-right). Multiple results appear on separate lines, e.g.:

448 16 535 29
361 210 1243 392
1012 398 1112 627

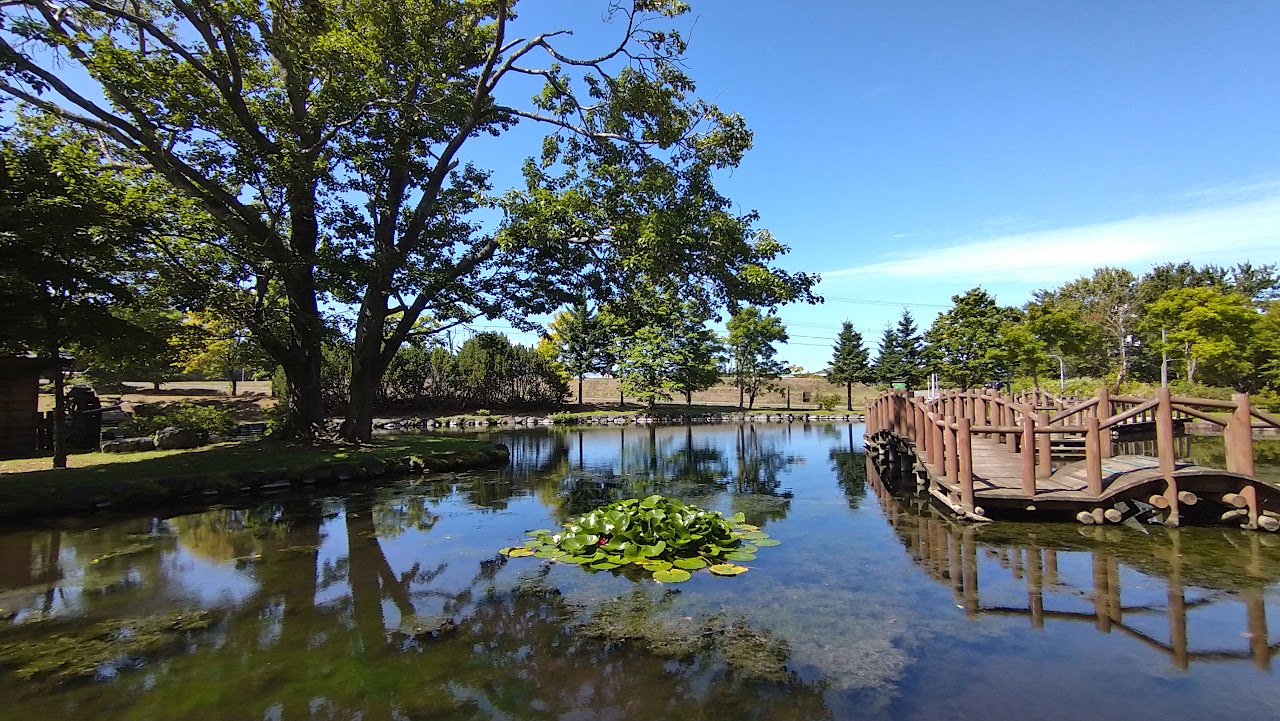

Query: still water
0 424 1277 720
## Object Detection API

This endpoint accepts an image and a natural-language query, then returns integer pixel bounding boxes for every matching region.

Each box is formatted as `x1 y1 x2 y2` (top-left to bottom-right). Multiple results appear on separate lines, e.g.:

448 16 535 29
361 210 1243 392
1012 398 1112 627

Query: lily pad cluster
500 495 779 582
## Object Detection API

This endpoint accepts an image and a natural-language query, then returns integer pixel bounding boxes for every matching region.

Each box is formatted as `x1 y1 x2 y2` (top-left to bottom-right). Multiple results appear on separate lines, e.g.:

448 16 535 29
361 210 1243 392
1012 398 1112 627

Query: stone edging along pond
374 412 867 430
0 444 511 523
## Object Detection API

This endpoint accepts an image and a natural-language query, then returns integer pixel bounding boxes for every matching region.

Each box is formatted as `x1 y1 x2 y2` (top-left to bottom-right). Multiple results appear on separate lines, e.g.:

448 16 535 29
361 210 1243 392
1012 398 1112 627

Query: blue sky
471 0 1280 370
11 1 1279 371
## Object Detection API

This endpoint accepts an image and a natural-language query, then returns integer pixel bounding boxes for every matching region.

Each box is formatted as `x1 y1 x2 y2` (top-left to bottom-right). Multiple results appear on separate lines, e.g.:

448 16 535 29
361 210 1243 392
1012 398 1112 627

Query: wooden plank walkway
930 436 1235 503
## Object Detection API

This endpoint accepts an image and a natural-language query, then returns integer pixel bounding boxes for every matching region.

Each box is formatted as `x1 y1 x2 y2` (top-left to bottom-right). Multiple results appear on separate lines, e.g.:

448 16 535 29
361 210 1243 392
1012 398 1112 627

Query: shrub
125 402 237 437
814 393 842 411
550 411 581 425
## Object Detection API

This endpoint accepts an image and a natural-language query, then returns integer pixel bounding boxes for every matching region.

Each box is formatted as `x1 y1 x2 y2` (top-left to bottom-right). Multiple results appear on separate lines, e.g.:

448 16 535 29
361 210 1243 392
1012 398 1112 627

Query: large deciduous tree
0 0 816 441
726 306 787 410
1141 286 1257 387
1051 268 1139 390
0 121 159 466
827 321 871 410
924 288 1016 390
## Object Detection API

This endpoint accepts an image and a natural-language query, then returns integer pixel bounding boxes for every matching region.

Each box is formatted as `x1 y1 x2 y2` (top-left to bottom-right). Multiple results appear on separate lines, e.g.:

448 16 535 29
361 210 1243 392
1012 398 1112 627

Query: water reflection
2 424 1279 721
867 458 1280 672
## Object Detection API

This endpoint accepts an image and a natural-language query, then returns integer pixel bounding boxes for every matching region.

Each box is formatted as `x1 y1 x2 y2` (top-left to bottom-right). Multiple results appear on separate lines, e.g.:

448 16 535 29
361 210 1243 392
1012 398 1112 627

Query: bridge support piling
1156 387 1180 527
1227 393 1255 477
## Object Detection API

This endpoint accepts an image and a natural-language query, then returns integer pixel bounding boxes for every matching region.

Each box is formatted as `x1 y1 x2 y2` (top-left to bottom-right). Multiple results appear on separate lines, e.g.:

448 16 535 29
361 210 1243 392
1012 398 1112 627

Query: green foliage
550 411 582 425
613 297 723 407
726 307 788 409
814 393 842 411
1141 286 1257 386
989 321 1051 388
124 402 237 437
546 302 618 402
500 495 775 582
827 321 872 409
924 288 1018 389
0 119 162 361
170 312 270 395
874 310 925 387
0 0 819 440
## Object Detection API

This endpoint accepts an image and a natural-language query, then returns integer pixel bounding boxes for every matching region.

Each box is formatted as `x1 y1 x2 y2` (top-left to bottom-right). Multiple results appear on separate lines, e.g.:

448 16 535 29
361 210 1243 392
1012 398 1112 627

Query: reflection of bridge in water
867 457 1280 672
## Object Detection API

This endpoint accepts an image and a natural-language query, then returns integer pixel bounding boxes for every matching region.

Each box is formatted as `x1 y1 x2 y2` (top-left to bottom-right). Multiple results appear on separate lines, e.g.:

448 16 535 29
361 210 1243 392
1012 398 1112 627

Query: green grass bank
0 435 509 522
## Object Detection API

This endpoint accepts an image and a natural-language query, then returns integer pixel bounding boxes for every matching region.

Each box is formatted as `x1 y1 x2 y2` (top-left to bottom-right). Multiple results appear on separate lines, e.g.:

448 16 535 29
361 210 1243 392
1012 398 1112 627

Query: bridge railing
867 386 1280 527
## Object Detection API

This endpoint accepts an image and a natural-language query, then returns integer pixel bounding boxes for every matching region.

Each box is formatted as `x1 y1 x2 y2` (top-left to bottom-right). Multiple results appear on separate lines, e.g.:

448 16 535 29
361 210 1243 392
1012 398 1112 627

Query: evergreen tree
893 309 925 387
827 321 872 410
874 324 901 385
545 301 616 405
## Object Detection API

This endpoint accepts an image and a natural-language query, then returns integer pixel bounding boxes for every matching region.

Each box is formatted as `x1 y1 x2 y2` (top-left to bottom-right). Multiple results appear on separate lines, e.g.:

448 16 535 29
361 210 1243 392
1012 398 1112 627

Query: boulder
154 426 207 450
100 437 156 454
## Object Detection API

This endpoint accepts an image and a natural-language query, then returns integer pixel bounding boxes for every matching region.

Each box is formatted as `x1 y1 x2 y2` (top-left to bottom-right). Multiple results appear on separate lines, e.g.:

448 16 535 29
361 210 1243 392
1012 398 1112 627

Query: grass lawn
0 435 493 502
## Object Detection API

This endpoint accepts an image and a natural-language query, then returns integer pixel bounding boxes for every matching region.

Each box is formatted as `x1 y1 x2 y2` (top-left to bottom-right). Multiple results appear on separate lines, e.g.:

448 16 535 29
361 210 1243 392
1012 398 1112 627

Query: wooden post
1226 393 1255 476
915 404 926 453
1004 401 1017 452
1036 411 1052 479
958 417 974 513
931 413 943 468
905 396 916 440
944 416 957 481
1085 416 1103 497
1097 388 1113 458
1155 387 1180 527
1021 411 1037 495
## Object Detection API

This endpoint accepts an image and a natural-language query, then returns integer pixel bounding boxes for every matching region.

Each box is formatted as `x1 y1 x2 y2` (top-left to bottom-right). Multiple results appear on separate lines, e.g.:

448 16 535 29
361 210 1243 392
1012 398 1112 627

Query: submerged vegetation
0 612 212 685
500 494 779 582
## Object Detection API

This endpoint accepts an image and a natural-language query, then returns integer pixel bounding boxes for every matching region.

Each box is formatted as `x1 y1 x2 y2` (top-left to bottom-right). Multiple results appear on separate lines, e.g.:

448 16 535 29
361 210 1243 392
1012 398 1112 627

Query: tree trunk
739 383 744 409
578 374 584 406
47 345 66 469
229 377 238 397
686 390 692 405
283 354 326 439
846 381 852 411
619 388 624 408
152 380 162 391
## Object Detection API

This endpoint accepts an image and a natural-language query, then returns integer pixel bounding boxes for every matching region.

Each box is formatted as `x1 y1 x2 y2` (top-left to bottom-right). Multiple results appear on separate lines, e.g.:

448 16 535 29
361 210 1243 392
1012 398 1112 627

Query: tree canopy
0 0 817 440
827 321 871 410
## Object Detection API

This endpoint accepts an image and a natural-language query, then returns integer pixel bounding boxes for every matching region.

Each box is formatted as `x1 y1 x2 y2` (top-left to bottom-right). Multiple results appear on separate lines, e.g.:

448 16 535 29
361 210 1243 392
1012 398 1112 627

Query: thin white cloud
826 186 1280 285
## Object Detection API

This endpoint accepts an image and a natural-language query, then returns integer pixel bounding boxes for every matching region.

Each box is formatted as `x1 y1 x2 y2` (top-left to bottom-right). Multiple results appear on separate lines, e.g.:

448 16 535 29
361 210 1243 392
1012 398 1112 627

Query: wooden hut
0 355 55 458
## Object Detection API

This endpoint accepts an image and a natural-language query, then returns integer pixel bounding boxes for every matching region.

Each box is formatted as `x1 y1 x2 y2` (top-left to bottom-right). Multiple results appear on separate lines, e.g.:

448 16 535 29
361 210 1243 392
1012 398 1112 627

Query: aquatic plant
500 494 780 582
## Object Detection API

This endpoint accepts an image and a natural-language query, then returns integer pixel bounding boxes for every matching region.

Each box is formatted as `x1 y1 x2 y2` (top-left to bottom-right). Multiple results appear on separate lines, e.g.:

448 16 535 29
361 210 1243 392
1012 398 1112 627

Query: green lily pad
673 557 708 570
590 561 621 570
500 547 534 558
724 551 756 562
753 539 781 547
708 563 749 576
652 568 692 583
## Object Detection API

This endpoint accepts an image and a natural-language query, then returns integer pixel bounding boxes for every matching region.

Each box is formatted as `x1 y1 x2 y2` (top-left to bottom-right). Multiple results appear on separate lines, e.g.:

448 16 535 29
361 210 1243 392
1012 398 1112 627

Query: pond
0 423 1277 720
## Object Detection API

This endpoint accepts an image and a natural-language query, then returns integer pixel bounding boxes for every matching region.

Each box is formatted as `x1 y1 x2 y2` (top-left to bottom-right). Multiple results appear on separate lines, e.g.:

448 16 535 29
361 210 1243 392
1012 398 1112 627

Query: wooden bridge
865 387 1280 530
866 463 1279 671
